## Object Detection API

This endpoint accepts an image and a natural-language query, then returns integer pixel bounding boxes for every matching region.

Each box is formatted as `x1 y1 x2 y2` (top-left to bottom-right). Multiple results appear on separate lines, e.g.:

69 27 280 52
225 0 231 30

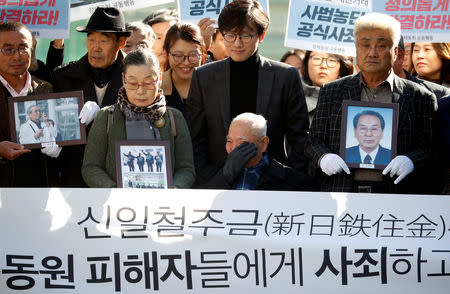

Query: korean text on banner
372 0 450 43
285 0 371 57
177 0 269 24
70 0 174 22
0 188 449 293
0 0 70 39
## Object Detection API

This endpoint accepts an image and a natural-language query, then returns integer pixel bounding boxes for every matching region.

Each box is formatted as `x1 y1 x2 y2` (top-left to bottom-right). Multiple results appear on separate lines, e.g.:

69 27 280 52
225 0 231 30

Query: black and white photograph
8 91 86 149
115 141 172 189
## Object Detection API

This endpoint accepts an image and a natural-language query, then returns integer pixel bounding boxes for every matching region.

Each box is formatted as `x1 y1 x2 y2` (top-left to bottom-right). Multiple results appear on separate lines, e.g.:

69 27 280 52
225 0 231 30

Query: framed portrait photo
115 141 173 189
8 91 86 149
339 100 399 170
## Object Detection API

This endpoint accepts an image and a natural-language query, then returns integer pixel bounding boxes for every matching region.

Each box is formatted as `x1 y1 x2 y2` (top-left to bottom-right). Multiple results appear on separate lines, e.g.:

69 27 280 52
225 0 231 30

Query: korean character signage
177 0 269 24
0 188 449 293
285 0 371 56
372 0 450 42
0 0 69 39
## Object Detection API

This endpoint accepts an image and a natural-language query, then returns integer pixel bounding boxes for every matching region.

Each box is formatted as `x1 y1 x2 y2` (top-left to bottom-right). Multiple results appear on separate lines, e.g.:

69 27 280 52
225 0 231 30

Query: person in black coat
52 7 131 187
186 1 309 186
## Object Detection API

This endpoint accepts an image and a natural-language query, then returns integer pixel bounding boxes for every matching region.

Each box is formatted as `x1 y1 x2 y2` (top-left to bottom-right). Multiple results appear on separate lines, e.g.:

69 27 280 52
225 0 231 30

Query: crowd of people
0 0 448 194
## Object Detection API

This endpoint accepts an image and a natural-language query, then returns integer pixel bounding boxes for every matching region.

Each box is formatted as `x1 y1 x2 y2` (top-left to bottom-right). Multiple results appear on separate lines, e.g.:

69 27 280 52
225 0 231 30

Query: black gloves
222 142 258 185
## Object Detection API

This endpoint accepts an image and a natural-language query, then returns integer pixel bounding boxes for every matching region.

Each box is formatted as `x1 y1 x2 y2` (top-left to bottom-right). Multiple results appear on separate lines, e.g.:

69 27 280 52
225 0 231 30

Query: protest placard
0 0 70 39
285 0 371 56
372 0 450 43
177 0 269 24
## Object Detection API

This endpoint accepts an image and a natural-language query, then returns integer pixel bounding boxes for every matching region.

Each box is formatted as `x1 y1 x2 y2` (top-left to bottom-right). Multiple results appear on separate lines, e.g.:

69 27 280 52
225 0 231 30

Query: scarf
116 87 166 123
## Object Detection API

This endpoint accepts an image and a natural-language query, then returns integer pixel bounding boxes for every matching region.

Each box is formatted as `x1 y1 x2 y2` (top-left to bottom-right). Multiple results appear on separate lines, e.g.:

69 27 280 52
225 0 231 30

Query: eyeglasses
169 52 201 64
357 126 381 134
222 32 256 43
0 47 31 56
310 55 339 68
123 77 158 90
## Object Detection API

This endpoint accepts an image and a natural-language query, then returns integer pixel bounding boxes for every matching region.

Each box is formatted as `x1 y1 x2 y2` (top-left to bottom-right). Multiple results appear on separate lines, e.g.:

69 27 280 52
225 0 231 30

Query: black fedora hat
76 7 131 36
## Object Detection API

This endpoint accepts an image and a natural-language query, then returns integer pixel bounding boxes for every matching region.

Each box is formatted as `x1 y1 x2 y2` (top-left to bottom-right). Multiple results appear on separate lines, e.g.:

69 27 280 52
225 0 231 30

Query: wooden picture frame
339 100 399 170
8 91 85 149
115 140 173 189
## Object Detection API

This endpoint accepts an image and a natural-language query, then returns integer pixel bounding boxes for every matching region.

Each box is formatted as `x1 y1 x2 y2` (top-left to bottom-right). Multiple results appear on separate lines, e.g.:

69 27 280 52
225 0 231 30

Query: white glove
382 155 414 184
41 145 62 158
319 153 350 176
79 101 100 125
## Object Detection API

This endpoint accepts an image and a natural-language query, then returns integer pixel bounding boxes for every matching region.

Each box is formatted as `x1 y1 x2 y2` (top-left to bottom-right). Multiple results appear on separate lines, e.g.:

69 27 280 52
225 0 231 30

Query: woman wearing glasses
161 23 205 117
301 51 354 126
82 48 195 188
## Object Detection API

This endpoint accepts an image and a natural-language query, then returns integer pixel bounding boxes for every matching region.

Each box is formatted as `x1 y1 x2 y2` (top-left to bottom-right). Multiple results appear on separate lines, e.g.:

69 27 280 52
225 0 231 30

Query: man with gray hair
19 105 44 144
305 13 436 193
123 22 156 54
205 113 312 190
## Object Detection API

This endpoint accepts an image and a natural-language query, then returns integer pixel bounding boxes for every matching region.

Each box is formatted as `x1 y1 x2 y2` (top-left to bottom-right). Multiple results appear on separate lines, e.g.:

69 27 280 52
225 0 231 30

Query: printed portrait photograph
340 101 399 169
115 141 172 189
8 91 86 149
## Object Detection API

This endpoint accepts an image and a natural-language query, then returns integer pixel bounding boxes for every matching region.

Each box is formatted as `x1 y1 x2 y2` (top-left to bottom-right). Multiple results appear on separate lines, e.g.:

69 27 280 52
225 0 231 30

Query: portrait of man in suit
345 110 391 165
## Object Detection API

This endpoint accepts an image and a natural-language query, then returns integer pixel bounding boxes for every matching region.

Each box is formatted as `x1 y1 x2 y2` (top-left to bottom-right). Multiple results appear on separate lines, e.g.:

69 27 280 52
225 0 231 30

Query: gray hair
27 105 39 115
354 13 401 48
231 113 267 137
125 21 156 42
123 48 160 76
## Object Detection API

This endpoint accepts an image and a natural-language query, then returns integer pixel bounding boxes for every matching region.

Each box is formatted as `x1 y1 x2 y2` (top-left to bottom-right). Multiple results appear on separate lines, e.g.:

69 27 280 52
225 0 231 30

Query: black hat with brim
76 7 131 36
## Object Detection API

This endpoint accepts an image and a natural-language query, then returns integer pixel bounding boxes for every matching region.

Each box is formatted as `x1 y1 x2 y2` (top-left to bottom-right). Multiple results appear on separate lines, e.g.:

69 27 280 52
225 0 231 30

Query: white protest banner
0 188 449 293
285 0 371 56
0 0 70 39
177 0 269 24
372 0 450 43
70 0 174 21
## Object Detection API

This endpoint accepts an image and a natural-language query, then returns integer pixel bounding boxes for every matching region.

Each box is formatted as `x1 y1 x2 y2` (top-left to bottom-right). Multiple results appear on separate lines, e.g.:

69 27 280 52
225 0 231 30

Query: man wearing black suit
345 110 391 166
305 13 436 193
187 0 309 186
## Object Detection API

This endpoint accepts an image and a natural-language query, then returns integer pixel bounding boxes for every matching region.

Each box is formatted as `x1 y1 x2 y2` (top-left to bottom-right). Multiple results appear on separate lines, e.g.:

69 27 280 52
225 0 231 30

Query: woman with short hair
82 48 195 188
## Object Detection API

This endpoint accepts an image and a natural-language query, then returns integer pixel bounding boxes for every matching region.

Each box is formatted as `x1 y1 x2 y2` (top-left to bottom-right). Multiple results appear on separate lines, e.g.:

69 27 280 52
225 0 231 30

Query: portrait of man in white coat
19 105 45 144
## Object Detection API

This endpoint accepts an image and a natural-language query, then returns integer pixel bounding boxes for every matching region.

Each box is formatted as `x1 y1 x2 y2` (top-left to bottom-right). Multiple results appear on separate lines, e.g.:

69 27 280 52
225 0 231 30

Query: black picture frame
339 100 399 170
8 90 85 149
115 140 173 189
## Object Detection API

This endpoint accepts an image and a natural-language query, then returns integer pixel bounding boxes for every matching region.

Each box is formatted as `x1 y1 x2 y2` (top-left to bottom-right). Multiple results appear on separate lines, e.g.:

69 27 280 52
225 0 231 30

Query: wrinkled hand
382 155 414 184
198 17 215 50
319 153 350 176
79 101 100 125
0 141 31 160
41 145 62 158
222 142 258 184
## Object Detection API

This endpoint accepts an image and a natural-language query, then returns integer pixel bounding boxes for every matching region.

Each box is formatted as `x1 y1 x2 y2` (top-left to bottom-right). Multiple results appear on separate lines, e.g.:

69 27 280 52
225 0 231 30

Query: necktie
364 155 372 164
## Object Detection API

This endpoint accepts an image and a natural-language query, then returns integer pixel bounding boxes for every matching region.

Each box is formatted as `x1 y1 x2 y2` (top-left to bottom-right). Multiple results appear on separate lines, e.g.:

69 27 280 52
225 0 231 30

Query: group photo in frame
340 100 399 170
8 91 86 149
115 141 173 189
